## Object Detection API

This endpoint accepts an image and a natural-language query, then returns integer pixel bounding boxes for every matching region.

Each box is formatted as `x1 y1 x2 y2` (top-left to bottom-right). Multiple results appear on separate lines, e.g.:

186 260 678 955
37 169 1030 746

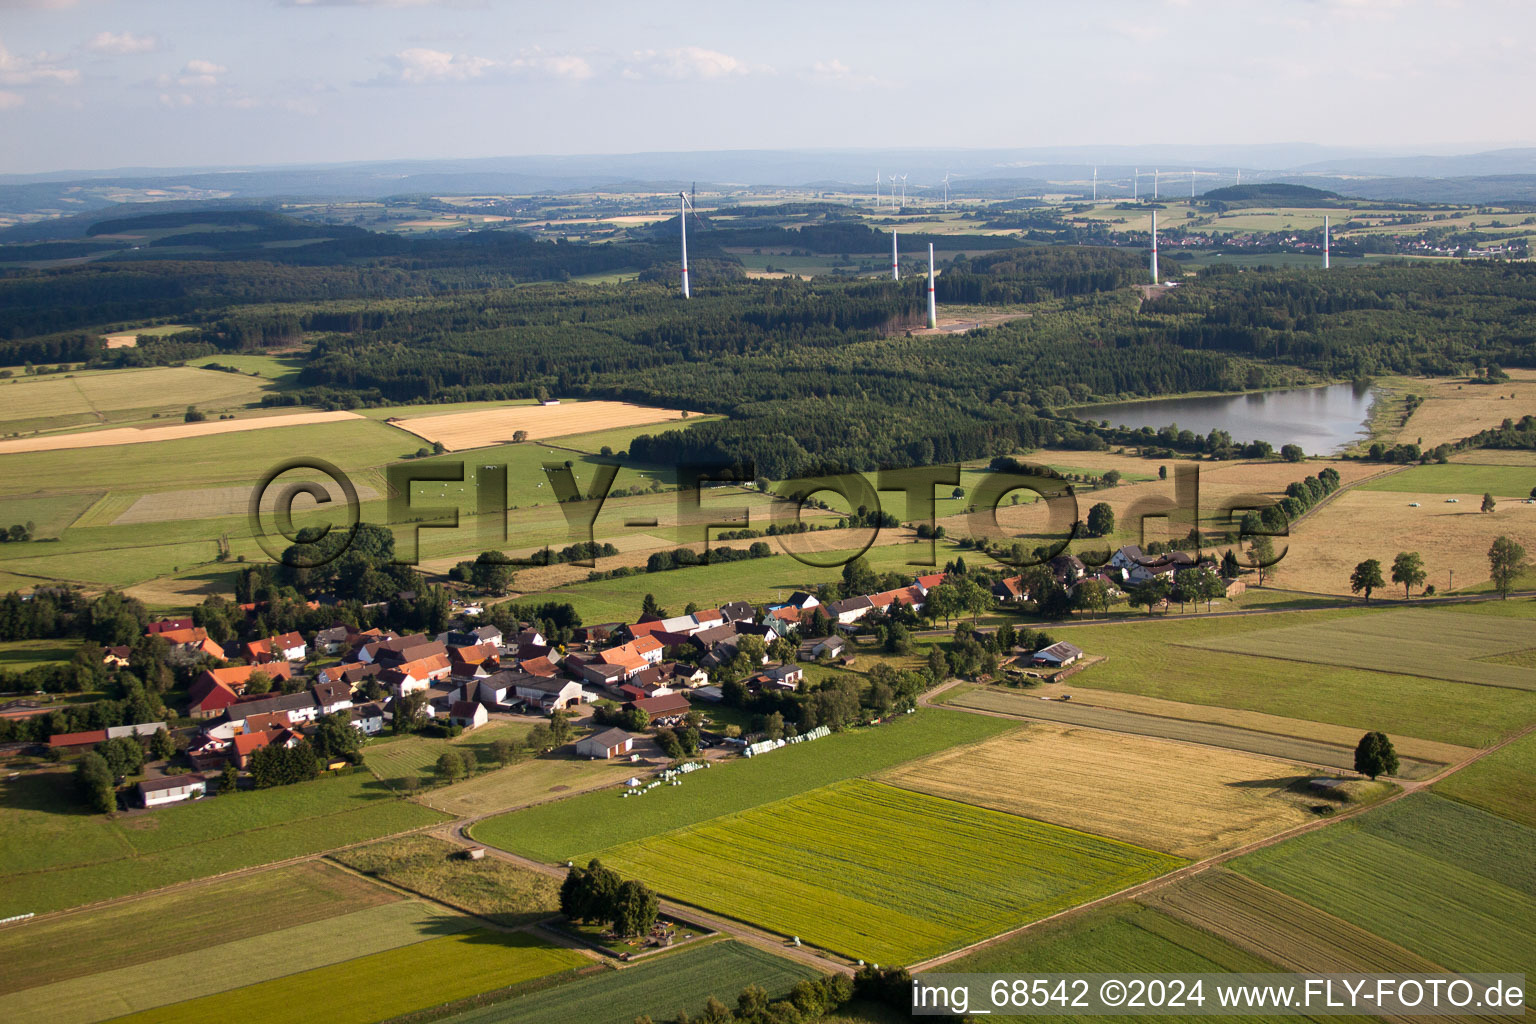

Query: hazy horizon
3 0 1534 176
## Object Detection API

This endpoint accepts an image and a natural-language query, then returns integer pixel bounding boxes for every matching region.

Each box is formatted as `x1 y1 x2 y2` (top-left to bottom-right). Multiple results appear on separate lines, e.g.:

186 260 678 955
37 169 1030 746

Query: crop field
1232 794 1536 975
0 410 366 456
1187 607 1536 689
1357 462 1536 497
470 710 1012 862
6 900 468 1024
1433 729 1536 828
879 724 1333 857
1142 869 1448 975
1052 609 1536 749
439 940 817 1024
0 491 102 536
100 930 587 1024
111 481 382 525
1392 370 1536 449
391 400 697 450
599 779 1181 964
0 769 447 917
942 903 1304 1023
330 835 560 927
0 860 396 996
0 365 271 435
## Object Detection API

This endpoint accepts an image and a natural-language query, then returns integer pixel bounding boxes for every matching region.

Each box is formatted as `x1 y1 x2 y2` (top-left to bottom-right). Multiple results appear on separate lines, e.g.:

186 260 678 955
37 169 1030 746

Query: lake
1072 383 1377 454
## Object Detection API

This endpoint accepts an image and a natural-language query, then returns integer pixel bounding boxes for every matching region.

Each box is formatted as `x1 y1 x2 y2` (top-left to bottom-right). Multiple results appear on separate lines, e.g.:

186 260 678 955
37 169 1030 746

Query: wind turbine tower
1134 169 1139 201
892 229 899 281
1190 170 1196 199
1323 215 1331 270
874 171 881 208
1154 169 1160 200
1149 211 1159 285
927 243 937 329
678 190 690 299
1092 167 1098 201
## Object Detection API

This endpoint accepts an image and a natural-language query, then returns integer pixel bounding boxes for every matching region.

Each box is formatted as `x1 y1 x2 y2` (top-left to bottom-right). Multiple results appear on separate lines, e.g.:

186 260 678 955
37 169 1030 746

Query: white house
349 702 385 735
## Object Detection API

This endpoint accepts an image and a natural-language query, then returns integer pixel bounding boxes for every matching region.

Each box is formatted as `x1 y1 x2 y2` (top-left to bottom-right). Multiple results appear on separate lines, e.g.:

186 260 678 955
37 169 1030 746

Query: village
30 541 1238 811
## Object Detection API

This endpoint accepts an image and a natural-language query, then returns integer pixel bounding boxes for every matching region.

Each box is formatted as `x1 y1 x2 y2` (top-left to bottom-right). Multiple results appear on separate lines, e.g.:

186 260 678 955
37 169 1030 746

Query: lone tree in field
1246 534 1276 586
1085 502 1115 538
1488 535 1527 599
1354 731 1399 780
1482 492 1497 513
1349 559 1385 603
1280 444 1305 462
1391 551 1426 599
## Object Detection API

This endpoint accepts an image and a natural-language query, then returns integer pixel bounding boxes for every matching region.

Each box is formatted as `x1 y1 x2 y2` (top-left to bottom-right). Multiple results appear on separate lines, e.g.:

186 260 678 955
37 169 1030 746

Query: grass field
421 749 643 817
329 835 560 927
1187 607 1536 689
437 940 818 1024
1143 869 1450 975
100 929 587 1024
0 769 447 916
1050 608 1536 748
364 722 532 790
470 709 1012 862
1433 729 1536 828
7 900 468 1024
1392 370 1536 450
942 902 1304 1023
0 365 271 435
879 724 1341 858
600 778 1181 964
1232 794 1536 976
1357 462 1536 497
0 860 396 996
0 638 81 672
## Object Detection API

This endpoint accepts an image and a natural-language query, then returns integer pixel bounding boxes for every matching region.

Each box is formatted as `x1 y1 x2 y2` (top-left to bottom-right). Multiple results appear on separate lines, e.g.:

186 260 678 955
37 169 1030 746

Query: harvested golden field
0 411 364 455
1452 449 1536 467
1269 487 1536 594
1029 681 1476 768
878 723 1325 858
1142 869 1446 974
113 482 382 524
390 401 697 451
1393 370 1536 449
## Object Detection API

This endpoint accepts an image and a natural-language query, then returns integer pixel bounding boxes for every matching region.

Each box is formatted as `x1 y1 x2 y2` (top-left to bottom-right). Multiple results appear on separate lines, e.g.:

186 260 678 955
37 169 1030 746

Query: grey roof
1034 641 1084 661
230 691 316 719
719 601 754 622
829 596 873 614
510 674 577 694
582 727 632 748
350 702 385 720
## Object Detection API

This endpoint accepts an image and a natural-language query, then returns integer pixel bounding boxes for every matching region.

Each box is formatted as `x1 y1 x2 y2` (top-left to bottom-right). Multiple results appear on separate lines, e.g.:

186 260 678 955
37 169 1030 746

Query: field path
0 410 364 455
907 703 1536 972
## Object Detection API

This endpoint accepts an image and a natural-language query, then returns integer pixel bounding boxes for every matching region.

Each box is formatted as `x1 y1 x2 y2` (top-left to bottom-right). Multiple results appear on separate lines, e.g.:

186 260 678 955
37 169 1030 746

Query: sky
1 0 1533 175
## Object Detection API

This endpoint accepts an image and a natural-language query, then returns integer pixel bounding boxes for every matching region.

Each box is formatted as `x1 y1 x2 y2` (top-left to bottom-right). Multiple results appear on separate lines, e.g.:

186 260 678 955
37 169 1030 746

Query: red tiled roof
628 693 691 717
49 729 108 747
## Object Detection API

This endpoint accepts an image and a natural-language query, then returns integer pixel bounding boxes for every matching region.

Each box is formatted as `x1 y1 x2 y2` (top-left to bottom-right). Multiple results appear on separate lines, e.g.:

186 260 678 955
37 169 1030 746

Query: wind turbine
941 172 951 209
1153 169 1160 201
1149 210 1159 285
1190 170 1196 199
899 174 908 206
927 243 937 328
875 170 882 208
892 228 899 281
677 190 691 299
1092 167 1098 202
1323 214 1330 270
1133 169 1139 201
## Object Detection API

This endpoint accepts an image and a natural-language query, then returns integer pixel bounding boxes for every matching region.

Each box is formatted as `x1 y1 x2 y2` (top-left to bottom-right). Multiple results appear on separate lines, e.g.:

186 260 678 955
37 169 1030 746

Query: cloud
151 58 228 90
810 59 879 87
0 38 80 86
281 0 471 6
0 89 22 109
384 47 495 83
623 47 764 81
85 32 164 56
374 47 592 85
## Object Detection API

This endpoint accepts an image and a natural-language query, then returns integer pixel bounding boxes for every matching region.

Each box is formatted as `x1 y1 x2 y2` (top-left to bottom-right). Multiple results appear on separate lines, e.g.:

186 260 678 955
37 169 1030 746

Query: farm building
513 675 586 711
798 635 847 660
48 729 108 750
1030 641 1085 668
626 692 692 724
138 773 208 808
576 727 635 759
449 700 488 730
